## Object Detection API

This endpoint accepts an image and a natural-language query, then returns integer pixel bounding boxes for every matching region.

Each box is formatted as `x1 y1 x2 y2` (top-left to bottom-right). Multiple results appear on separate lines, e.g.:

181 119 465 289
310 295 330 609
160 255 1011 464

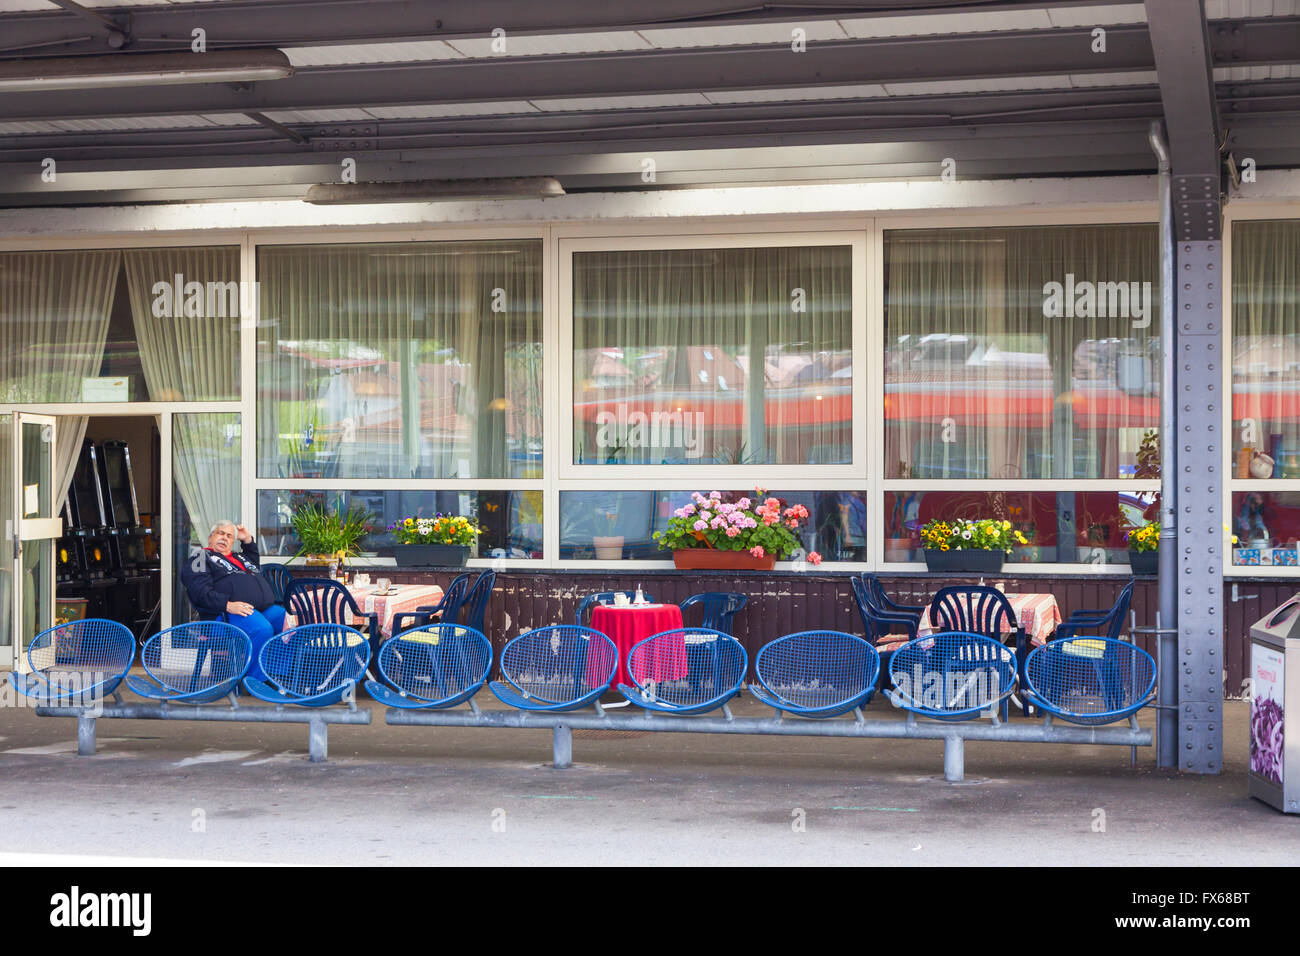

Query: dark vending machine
96 439 160 637
56 440 116 618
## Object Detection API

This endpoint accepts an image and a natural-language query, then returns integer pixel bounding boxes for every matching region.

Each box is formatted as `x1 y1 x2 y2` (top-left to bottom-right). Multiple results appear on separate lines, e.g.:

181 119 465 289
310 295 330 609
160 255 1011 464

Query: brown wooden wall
290 568 1295 693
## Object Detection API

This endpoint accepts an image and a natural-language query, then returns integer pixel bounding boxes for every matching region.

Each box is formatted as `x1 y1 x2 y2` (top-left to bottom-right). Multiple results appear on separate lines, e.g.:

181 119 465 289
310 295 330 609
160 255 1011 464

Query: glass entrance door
3 414 60 670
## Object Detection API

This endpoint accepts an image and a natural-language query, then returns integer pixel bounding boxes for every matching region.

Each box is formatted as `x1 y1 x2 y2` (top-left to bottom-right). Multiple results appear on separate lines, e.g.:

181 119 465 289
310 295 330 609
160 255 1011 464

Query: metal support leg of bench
943 736 964 783
553 724 572 769
308 717 328 763
77 715 96 756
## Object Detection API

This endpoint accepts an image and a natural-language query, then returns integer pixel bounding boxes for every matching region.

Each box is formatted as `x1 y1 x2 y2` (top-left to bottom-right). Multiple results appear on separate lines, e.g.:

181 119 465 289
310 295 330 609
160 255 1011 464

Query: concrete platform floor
0 691 1291 865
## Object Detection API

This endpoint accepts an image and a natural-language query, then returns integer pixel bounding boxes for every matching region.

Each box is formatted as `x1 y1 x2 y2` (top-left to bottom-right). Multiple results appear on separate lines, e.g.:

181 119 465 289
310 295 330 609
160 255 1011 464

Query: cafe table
283 581 445 639
917 591 1062 646
589 601 686 692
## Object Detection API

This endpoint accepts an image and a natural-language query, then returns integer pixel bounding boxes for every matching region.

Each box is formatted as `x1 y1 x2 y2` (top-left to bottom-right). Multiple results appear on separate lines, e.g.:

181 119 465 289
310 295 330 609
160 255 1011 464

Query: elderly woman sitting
180 520 286 680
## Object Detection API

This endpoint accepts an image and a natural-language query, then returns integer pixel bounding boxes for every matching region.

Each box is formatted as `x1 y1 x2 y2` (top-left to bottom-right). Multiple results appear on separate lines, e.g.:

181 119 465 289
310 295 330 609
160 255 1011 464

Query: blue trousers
225 604 286 681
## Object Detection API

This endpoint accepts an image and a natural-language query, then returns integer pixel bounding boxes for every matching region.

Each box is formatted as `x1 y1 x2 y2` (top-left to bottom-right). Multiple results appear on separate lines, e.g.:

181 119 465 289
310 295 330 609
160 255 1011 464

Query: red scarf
208 548 248 572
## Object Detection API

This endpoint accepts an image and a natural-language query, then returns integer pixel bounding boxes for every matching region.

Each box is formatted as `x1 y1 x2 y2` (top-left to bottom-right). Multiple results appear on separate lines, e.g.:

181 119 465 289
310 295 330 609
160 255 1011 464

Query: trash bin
1248 595 1300 812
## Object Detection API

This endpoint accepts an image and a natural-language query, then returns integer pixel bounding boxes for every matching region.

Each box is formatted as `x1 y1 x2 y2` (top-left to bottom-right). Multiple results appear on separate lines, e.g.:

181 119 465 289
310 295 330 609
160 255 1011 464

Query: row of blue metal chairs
9 614 1153 727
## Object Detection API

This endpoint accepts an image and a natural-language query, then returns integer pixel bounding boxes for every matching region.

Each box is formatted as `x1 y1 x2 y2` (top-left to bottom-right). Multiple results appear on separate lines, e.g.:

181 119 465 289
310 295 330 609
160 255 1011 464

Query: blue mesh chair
1023 637 1156 726
285 578 380 663
618 628 747 716
243 623 371 707
490 625 618 712
459 570 496 634
574 590 654 626
366 624 492 711
128 622 251 704
393 573 471 633
1055 579 1135 643
9 619 135 705
859 573 925 621
749 630 880 718
679 592 748 634
261 564 296 606
851 576 917 676
887 631 1019 722
929 585 1024 713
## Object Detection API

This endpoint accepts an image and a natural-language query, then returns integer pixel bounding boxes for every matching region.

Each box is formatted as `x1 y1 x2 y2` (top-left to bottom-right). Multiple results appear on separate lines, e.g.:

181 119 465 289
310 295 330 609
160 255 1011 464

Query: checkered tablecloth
284 582 444 638
916 592 1062 646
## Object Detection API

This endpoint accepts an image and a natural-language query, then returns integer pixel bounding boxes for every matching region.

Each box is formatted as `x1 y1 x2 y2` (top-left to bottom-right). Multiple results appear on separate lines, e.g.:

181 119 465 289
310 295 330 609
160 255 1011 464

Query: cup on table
352 573 371 588
375 577 391 595
613 592 630 607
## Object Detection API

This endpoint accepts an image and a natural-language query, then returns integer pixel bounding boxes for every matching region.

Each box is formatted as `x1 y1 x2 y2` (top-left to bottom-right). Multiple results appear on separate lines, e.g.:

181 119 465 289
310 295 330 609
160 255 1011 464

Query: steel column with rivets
1175 239 1224 774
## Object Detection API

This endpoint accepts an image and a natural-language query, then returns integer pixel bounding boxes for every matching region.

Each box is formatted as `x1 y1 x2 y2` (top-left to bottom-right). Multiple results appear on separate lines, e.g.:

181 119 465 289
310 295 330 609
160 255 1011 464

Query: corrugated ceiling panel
285 41 463 67
1046 4 1146 26
883 75 1075 96
1069 70 1160 86
0 120 65 134
637 21 848 48
366 101 539 119
260 108 375 123
50 115 226 131
446 31 652 57
1207 0 1300 17
532 92 711 112
706 83 889 103
839 10 1053 37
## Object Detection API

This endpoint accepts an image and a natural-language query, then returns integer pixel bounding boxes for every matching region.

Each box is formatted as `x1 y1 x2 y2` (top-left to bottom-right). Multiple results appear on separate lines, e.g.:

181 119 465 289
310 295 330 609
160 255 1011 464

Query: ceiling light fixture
0 49 293 93
304 177 566 205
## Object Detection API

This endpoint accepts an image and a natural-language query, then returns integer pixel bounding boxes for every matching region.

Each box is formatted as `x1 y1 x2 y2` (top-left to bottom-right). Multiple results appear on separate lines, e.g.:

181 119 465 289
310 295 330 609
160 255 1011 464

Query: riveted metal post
1175 239 1224 774
553 724 572 768
77 715 96 756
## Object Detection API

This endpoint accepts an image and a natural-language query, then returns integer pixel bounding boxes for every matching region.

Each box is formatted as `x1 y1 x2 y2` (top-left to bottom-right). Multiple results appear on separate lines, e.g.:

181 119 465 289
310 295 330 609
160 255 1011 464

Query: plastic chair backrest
261 564 295 605
1024 636 1155 724
377 624 492 703
285 578 360 626
754 630 878 711
851 577 909 644
437 573 473 622
1101 580 1136 640
139 621 251 694
28 618 135 679
929 585 1017 638
499 625 618 704
459 570 496 633
260 622 370 698
679 592 748 634
574 590 654 626
625 628 746 708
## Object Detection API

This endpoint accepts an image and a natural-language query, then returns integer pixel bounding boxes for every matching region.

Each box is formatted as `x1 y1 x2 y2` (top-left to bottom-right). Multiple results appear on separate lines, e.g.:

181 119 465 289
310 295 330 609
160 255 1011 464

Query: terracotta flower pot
592 535 625 560
672 548 776 571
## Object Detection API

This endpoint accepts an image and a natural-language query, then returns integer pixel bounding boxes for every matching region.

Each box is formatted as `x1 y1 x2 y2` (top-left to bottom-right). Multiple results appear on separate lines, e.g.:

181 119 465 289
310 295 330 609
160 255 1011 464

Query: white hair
208 520 236 538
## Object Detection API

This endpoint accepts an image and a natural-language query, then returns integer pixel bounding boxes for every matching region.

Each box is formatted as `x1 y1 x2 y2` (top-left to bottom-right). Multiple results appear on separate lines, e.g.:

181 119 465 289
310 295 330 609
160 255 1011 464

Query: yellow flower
1002 520 1011 529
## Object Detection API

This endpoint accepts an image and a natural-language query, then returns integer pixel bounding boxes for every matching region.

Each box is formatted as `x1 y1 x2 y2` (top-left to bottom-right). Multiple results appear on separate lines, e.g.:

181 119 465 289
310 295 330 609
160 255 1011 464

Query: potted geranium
1126 521 1159 575
654 489 821 571
920 518 1025 573
390 513 482 567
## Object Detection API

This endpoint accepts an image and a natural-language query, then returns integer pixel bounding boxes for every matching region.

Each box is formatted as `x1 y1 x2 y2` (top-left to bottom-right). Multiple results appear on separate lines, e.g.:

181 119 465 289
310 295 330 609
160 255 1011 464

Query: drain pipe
1149 119 1178 769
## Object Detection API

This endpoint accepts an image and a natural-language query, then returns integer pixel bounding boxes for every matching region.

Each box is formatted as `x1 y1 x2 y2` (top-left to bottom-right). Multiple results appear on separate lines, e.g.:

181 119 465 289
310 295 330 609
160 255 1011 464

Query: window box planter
922 549 1004 574
393 544 470 568
672 548 776 571
1129 550 1158 575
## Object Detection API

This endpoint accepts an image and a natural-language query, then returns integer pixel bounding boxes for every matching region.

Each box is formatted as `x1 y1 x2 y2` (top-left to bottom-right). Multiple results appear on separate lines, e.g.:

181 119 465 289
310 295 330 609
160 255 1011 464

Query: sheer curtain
173 413 241 545
1232 219 1300 467
257 240 542 480
884 225 1159 480
573 245 852 465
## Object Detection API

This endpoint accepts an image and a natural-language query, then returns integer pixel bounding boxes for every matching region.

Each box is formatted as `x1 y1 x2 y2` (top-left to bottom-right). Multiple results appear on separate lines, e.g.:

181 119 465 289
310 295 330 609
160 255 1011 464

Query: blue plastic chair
8 619 135 705
749 630 880 718
128 621 251 704
617 628 747 716
365 624 492 710
393 573 471 633
1055 579 1135 643
851 576 917 676
490 625 618 712
243 623 371 707
459 570 496 634
679 592 748 633
574 591 655 627
1023 636 1156 726
260 564 296 605
887 631 1019 722
859 573 926 620
285 578 381 662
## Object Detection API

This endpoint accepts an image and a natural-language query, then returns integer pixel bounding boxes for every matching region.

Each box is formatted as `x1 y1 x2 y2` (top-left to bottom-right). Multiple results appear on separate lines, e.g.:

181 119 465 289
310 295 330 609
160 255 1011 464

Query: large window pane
884 490 1158 565
559 489 866 561
257 240 543 480
0 247 240 403
1231 491 1300 566
573 245 853 466
256 489 542 560
173 413 242 621
1232 220 1300 476
884 225 1159 480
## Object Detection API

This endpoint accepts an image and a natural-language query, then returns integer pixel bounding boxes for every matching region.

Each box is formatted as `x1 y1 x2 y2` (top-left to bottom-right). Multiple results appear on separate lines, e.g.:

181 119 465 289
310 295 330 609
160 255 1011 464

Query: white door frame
8 413 59 669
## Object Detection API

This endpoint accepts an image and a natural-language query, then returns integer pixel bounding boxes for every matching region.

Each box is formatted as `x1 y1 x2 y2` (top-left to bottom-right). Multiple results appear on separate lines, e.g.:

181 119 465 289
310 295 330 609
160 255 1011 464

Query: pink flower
763 514 778 526
808 551 822 565
693 520 707 531
683 503 696 515
754 486 767 497
750 546 765 558
709 491 722 500
698 510 711 522
718 503 735 515
737 497 751 510
725 526 741 538
765 498 780 510
787 519 799 529
710 516 726 529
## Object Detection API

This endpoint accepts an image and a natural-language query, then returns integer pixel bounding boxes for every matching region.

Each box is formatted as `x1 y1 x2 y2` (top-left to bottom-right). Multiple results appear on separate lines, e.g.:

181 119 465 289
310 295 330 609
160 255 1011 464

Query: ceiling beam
0 0 1135 56
1146 0 1224 240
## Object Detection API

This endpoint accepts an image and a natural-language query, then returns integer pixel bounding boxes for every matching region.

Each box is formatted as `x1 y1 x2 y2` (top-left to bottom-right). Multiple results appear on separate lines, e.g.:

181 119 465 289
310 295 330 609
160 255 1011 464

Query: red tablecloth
589 603 685 690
